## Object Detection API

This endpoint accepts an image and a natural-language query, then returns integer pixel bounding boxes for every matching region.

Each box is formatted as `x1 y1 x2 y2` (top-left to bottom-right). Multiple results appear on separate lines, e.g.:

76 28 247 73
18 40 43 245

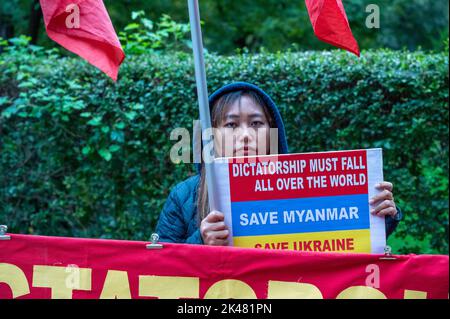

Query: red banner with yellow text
0 234 448 299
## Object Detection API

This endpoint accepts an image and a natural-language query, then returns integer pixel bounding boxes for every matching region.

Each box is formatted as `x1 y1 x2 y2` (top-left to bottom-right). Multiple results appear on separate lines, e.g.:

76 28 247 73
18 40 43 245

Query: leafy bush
0 37 448 254
118 11 191 55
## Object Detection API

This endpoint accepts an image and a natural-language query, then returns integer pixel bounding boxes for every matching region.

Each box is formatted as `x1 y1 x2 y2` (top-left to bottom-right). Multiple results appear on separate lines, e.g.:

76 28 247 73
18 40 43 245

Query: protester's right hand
200 210 229 246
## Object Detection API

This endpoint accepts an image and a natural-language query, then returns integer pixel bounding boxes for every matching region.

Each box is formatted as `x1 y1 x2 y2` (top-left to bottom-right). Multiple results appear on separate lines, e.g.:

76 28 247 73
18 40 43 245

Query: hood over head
193 81 289 173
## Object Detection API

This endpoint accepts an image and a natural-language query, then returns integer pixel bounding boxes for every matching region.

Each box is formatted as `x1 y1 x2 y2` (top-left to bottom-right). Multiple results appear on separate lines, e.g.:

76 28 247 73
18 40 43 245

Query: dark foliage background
1 0 448 54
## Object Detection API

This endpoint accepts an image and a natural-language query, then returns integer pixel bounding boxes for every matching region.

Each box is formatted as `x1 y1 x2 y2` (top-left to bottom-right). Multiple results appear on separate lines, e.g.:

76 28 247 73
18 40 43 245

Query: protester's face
214 96 271 158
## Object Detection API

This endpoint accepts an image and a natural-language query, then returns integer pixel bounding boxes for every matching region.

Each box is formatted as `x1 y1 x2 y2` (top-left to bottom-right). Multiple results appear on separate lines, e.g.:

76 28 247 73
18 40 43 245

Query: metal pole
187 0 217 211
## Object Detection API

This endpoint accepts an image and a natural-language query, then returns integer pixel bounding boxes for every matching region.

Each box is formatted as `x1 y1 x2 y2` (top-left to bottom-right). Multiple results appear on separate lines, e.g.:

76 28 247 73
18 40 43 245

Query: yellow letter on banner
404 290 427 299
204 279 257 299
33 265 91 299
267 281 323 299
139 276 199 299
0 263 30 298
336 286 387 299
100 270 131 299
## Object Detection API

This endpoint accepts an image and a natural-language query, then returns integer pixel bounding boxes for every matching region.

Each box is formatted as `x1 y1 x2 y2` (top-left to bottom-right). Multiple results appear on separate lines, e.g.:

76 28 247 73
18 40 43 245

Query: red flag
305 0 360 57
39 0 125 81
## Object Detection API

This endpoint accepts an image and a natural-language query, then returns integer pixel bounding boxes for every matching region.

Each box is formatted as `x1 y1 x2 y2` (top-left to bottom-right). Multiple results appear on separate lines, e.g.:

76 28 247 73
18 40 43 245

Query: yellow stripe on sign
233 229 371 253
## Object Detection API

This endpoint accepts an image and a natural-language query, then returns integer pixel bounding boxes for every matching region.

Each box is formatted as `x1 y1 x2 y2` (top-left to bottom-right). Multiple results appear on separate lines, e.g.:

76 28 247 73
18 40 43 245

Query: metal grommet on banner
0 225 11 240
379 245 397 260
146 233 163 250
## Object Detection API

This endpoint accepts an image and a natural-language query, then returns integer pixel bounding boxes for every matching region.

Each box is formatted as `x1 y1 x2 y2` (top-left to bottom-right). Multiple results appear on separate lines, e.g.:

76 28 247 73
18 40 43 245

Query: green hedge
0 45 448 254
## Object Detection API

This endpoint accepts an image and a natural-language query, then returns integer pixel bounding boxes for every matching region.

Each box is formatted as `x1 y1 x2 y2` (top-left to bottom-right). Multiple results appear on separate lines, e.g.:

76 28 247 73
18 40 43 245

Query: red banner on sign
228 150 368 202
0 234 448 299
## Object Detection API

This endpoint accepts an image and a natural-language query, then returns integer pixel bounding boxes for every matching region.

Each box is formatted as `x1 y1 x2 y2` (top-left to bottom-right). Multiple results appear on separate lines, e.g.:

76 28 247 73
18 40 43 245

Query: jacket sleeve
385 206 403 238
155 184 203 244
185 229 204 244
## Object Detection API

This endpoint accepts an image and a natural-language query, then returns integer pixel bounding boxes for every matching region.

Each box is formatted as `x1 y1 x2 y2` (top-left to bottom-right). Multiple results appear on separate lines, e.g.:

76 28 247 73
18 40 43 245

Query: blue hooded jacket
155 82 401 244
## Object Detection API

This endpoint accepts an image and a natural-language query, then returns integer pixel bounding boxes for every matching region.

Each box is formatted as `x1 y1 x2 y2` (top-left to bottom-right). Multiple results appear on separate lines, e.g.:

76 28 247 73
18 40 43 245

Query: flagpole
187 0 218 211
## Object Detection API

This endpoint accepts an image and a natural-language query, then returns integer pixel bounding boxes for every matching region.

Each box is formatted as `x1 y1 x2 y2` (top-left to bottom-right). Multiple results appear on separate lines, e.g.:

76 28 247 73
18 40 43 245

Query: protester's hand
369 182 397 218
200 210 230 246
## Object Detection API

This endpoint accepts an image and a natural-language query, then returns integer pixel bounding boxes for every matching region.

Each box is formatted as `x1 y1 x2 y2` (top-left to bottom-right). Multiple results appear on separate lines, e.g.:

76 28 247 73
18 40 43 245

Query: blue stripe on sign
231 194 370 236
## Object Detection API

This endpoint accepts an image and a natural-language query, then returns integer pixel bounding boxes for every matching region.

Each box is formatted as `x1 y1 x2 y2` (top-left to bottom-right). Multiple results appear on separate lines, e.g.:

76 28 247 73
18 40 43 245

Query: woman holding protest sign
155 82 402 246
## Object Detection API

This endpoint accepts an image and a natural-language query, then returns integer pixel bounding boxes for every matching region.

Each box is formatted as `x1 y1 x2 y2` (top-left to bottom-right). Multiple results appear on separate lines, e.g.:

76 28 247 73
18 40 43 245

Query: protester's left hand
369 181 398 218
